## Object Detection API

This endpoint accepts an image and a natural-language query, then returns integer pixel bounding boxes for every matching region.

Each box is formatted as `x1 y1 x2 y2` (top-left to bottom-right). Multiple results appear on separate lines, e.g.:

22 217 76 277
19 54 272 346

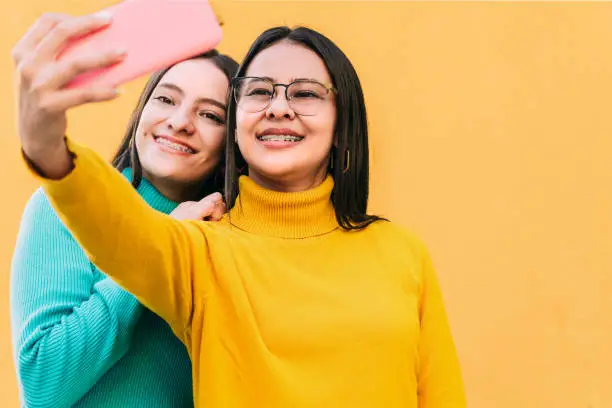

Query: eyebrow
157 82 227 111
256 76 326 84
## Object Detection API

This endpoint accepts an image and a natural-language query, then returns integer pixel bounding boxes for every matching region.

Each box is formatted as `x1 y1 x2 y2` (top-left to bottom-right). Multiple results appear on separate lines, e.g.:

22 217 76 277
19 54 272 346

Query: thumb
194 192 223 220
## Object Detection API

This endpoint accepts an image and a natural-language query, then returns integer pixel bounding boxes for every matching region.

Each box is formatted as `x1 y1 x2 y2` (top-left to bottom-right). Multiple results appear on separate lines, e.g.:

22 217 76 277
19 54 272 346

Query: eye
293 90 321 99
246 88 272 97
154 95 174 105
199 111 224 124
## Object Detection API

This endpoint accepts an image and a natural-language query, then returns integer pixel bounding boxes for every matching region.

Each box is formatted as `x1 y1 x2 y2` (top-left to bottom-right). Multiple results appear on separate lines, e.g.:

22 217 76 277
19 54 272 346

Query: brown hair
112 50 239 198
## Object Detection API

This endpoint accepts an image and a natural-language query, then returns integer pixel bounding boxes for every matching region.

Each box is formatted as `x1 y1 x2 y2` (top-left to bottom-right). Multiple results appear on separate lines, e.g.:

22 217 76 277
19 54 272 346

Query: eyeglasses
232 76 337 116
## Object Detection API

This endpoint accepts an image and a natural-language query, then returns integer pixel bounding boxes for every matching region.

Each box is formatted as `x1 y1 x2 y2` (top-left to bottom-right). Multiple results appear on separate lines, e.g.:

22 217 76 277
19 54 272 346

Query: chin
252 164 310 184
251 159 296 175
143 161 182 180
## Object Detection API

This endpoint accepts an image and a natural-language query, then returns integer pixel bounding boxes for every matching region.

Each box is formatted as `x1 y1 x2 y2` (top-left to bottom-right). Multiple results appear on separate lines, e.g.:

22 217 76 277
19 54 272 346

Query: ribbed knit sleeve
10 188 143 408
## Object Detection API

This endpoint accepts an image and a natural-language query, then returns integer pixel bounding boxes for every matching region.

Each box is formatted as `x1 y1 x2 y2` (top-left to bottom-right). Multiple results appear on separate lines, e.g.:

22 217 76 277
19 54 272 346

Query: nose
167 107 195 135
266 87 296 120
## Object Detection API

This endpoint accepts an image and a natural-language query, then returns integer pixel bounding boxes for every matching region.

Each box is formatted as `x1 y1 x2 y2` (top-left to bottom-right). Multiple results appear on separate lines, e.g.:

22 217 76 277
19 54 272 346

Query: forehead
245 41 331 83
156 58 229 100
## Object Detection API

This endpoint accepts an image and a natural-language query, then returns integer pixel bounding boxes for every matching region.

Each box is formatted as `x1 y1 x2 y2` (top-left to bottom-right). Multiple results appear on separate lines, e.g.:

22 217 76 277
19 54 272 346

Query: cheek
321 108 337 145
135 107 159 143
324 105 337 132
306 112 336 142
235 110 262 137
134 122 146 150
208 129 226 153
196 125 226 154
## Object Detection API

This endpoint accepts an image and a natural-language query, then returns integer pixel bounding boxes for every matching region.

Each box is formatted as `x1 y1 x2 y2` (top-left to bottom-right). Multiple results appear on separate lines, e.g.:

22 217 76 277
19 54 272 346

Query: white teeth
258 135 303 142
155 137 195 153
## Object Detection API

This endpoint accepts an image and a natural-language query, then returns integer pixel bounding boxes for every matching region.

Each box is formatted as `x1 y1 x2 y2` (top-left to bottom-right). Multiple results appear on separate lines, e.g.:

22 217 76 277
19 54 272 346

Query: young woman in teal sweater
10 37 238 407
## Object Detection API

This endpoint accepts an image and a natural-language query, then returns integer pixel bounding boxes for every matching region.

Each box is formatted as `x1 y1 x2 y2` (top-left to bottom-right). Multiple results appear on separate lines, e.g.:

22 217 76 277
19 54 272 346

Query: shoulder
17 188 75 241
20 188 62 225
23 187 52 213
363 220 429 252
359 220 434 278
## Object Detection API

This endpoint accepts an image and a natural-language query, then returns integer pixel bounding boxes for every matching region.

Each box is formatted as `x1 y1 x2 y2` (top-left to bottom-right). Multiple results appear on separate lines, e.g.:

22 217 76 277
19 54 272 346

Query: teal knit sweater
10 169 193 408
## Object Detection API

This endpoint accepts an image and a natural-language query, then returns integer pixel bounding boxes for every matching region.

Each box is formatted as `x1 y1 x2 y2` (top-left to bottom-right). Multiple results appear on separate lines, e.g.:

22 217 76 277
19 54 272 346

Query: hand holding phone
59 0 223 89
12 0 222 179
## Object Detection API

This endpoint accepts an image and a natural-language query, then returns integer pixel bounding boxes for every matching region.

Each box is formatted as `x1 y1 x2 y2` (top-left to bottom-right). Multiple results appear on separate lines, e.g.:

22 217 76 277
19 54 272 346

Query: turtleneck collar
228 175 339 239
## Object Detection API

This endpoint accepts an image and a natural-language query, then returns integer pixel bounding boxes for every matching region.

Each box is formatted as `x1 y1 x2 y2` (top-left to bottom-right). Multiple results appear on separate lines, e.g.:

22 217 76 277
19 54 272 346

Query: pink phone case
60 0 222 89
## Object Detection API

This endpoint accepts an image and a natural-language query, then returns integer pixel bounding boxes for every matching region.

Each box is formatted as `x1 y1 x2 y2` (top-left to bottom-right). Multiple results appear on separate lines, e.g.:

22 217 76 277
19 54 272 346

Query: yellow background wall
2 1 611 407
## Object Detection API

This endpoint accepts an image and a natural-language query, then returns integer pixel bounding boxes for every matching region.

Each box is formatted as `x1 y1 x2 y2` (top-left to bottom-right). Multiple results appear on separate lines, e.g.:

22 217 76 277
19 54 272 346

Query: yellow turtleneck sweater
30 139 466 408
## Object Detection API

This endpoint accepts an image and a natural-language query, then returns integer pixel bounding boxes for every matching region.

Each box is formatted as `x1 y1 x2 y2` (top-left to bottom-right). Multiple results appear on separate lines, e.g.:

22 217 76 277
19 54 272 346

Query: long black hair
225 26 385 230
112 50 239 198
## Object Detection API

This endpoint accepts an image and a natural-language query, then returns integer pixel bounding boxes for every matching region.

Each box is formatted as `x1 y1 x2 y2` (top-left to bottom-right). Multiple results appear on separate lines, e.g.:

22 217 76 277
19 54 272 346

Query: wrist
22 136 66 159
22 137 75 180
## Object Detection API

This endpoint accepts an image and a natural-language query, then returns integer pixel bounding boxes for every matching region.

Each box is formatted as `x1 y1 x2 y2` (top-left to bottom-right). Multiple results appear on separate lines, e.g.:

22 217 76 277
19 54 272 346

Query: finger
208 201 227 222
199 192 223 205
39 86 119 115
168 202 196 220
196 202 216 220
12 13 69 64
32 48 127 91
34 12 113 63
193 192 223 220
209 0 224 26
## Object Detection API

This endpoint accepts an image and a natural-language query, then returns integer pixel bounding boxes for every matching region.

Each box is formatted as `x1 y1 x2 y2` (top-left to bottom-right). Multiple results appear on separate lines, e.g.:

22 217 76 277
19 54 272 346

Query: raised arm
32 141 218 331
13 13 218 336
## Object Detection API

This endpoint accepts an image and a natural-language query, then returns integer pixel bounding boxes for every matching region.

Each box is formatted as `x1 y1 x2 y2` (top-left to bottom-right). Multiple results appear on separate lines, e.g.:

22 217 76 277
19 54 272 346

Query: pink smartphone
59 0 222 89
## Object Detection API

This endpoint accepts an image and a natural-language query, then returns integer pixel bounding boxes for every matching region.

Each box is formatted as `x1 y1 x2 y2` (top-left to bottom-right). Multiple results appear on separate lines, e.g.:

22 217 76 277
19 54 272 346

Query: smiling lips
153 128 304 155
256 128 305 146
153 135 196 155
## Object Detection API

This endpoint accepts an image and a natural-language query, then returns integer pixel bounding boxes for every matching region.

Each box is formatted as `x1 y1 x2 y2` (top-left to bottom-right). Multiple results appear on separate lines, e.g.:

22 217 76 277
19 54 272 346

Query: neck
120 167 179 214
247 164 328 193
229 174 338 239
143 172 205 203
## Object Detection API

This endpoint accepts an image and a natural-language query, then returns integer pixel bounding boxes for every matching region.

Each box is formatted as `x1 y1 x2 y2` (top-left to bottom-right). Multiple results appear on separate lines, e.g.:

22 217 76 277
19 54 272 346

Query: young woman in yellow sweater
13 11 466 408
